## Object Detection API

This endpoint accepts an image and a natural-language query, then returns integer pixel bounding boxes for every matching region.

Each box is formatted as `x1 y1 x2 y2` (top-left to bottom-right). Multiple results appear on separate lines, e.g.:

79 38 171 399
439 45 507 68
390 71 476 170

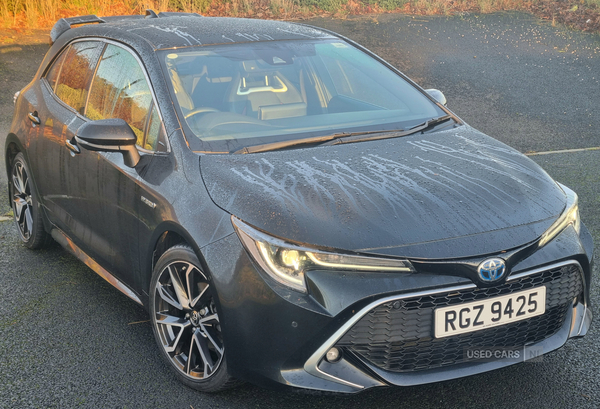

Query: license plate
434 287 546 338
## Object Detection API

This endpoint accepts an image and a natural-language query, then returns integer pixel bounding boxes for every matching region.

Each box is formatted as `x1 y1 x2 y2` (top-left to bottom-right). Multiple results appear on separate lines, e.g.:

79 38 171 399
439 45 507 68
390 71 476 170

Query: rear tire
149 245 240 392
10 152 50 249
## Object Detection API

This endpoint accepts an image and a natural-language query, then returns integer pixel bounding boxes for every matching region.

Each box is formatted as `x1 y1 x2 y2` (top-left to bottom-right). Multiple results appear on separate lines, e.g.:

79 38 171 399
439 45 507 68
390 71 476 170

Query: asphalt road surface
1 11 599 409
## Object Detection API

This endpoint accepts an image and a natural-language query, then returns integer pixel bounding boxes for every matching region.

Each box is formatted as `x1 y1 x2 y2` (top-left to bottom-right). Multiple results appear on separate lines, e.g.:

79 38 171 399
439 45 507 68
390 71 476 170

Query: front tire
10 152 50 249
149 245 239 392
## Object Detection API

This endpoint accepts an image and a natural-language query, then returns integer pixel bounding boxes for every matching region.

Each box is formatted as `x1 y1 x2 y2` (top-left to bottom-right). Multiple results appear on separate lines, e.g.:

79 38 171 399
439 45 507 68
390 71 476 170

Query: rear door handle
28 111 41 125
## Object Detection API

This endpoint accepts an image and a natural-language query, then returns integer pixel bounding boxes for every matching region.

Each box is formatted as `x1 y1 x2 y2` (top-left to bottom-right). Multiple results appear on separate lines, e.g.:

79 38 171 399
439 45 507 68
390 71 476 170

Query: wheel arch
5 136 54 235
148 234 240 391
4 134 25 207
142 221 211 300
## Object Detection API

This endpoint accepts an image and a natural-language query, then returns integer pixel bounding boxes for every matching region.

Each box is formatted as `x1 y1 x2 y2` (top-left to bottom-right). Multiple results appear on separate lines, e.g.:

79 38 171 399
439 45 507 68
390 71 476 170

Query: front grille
336 263 582 373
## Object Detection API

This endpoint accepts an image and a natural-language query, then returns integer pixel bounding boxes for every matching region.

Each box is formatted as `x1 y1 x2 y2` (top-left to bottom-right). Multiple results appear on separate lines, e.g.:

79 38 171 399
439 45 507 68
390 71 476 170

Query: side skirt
51 228 143 305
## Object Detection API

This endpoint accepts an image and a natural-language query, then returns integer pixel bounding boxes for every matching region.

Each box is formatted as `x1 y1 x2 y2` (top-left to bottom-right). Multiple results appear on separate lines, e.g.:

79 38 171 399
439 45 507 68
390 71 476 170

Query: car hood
200 126 566 259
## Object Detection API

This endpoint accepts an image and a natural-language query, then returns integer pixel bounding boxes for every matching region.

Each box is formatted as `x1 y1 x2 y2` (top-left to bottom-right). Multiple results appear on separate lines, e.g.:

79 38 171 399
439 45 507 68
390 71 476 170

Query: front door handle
28 111 41 126
66 138 80 155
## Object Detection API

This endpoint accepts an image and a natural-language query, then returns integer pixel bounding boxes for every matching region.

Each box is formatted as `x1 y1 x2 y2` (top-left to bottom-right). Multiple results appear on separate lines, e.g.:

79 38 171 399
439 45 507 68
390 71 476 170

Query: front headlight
538 185 581 248
232 216 415 293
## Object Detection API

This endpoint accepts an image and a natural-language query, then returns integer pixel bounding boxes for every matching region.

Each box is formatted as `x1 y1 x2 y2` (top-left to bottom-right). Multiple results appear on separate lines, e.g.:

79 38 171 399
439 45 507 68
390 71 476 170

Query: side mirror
75 118 141 167
425 89 447 106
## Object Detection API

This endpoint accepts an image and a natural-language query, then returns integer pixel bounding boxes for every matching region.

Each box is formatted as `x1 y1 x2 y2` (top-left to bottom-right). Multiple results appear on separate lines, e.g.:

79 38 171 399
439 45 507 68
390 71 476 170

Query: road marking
526 147 600 156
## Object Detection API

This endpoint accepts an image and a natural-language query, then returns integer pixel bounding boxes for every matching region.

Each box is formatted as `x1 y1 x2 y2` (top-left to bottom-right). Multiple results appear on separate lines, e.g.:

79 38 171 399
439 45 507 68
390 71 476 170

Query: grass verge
0 0 598 34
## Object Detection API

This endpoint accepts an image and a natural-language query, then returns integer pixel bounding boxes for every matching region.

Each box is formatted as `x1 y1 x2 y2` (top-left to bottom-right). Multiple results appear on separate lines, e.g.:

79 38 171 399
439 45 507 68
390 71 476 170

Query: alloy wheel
153 260 224 380
11 159 34 241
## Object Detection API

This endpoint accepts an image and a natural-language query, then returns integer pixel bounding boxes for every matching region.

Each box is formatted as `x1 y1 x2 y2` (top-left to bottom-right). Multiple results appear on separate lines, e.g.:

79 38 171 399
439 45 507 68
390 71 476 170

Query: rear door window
52 41 103 114
44 48 68 92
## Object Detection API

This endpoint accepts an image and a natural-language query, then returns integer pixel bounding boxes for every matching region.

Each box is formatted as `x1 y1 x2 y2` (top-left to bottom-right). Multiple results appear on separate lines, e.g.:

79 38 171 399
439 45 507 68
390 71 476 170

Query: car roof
52 14 336 50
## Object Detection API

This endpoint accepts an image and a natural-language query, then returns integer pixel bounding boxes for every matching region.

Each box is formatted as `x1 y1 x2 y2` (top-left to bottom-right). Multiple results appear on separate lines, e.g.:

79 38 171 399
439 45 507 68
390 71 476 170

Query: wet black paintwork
4 15 594 393
51 16 334 52
116 16 333 49
202 125 566 259
76 118 138 146
202 224 593 389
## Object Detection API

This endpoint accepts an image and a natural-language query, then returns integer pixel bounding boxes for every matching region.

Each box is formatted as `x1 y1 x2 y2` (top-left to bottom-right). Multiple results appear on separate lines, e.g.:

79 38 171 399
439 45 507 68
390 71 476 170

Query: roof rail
145 9 203 18
49 11 203 44
50 15 105 44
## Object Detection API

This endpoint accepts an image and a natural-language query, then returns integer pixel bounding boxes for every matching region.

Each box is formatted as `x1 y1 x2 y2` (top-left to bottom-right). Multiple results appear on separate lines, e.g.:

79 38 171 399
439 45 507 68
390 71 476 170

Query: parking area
1 11 599 408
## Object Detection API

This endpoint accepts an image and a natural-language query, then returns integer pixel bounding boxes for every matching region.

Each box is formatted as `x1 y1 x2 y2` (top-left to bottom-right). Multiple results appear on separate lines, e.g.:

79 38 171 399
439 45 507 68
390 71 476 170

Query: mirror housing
75 118 141 167
425 89 447 106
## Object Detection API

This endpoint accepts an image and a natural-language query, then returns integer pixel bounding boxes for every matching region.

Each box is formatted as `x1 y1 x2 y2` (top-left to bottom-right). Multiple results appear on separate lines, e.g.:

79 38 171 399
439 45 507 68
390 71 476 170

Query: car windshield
160 39 446 153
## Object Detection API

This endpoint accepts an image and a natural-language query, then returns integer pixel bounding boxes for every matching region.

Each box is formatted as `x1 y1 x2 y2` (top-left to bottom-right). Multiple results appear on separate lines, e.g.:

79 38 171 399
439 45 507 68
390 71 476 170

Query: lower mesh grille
336 263 582 373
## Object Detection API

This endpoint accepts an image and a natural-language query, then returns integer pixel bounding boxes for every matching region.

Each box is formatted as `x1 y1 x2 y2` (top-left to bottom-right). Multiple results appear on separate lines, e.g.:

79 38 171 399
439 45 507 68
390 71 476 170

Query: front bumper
200 223 594 393
295 260 591 392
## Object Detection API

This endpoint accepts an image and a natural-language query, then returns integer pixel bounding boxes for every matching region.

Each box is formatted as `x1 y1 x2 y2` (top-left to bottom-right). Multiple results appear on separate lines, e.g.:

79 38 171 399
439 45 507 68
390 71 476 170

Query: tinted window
54 41 102 114
162 40 444 153
44 48 68 92
319 47 407 110
145 103 167 152
87 44 153 148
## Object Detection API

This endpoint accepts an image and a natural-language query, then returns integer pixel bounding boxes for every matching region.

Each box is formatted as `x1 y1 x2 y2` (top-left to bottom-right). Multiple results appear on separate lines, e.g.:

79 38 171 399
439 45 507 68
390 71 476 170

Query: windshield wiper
232 115 454 154
322 115 454 146
232 133 347 154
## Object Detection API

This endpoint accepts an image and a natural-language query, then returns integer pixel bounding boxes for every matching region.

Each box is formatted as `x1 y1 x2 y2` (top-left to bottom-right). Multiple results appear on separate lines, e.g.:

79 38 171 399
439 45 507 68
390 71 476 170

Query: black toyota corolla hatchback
5 12 593 393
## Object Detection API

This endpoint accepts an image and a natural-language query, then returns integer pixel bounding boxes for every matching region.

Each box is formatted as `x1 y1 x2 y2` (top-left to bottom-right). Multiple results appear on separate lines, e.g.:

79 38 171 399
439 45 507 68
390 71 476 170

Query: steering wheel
184 107 219 119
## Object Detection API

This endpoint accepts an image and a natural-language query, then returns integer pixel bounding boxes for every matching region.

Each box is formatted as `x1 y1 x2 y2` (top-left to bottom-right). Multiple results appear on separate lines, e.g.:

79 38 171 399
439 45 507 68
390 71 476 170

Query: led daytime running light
539 189 580 248
232 217 415 293
306 252 413 272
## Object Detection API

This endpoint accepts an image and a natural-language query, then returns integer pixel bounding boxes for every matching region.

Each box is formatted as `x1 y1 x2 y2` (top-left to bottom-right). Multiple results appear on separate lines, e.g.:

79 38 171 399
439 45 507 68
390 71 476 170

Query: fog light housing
325 347 341 363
